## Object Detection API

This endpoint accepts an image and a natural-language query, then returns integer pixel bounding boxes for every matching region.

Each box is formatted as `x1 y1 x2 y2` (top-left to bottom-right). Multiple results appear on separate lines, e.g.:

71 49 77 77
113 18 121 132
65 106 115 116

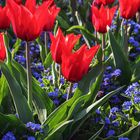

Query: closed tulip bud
50 27 81 64
92 4 117 33
43 0 60 31
61 44 100 82
7 0 51 41
0 33 6 63
119 0 140 19
0 6 10 30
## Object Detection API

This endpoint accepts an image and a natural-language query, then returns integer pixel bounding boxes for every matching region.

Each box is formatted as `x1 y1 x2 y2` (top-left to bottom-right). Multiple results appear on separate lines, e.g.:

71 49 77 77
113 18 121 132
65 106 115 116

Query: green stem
57 65 61 86
102 34 105 62
66 83 73 101
124 20 128 55
52 62 57 87
136 12 140 24
26 42 32 110
95 31 97 45
44 31 48 55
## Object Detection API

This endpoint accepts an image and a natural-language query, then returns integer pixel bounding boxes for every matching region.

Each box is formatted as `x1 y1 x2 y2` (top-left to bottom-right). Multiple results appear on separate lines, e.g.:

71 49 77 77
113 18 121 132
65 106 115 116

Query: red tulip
119 0 140 19
50 28 81 64
7 0 51 41
43 0 60 31
61 44 100 82
93 0 114 6
50 28 65 64
0 33 6 63
14 0 22 4
92 4 117 33
92 0 102 7
0 6 10 30
100 0 114 5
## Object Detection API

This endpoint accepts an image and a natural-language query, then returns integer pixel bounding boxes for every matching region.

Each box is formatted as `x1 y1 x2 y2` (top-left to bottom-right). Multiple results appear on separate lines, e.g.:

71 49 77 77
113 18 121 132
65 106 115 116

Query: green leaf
67 71 103 120
131 57 140 82
62 72 103 139
11 38 21 58
57 15 71 29
0 75 13 113
88 124 104 140
43 52 53 69
75 86 124 121
43 89 81 134
1 64 33 123
12 60 54 123
3 34 12 65
67 25 101 44
0 75 9 104
108 30 132 84
44 120 73 140
118 125 140 140
36 38 46 63
0 113 29 136
32 78 54 123
78 63 103 94
46 70 102 140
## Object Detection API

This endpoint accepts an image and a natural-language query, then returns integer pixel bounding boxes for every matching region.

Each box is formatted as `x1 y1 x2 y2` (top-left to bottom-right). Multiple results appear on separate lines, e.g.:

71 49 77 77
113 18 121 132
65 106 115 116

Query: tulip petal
0 6 10 29
92 4 117 33
7 0 21 36
25 0 36 14
0 33 6 62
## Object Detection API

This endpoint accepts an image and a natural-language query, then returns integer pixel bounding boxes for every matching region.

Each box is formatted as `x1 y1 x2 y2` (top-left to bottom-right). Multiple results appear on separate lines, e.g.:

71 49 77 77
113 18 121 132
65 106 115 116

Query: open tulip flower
50 28 81 64
7 0 52 41
61 44 100 83
93 0 114 6
93 0 102 7
43 0 60 31
14 0 22 4
0 5 10 30
50 28 65 64
100 0 114 5
0 33 6 63
92 4 117 33
119 0 140 19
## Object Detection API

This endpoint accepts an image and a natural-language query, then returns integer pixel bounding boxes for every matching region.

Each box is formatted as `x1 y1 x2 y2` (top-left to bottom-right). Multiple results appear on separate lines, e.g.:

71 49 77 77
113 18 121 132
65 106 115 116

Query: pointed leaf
1 64 33 123
43 52 53 69
75 86 124 121
108 30 132 84
12 60 54 123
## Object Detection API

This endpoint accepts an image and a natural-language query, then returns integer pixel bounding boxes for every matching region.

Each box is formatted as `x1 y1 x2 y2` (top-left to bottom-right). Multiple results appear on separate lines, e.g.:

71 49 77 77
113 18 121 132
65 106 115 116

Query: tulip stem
44 31 49 55
136 12 140 24
26 42 32 110
102 34 105 62
57 65 61 86
124 20 128 55
66 83 73 101
95 31 97 45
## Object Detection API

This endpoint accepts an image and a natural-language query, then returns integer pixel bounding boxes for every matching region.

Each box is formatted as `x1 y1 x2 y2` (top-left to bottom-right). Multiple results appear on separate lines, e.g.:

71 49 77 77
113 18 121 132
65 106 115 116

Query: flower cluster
128 20 140 61
50 27 100 82
99 66 122 99
2 131 16 140
26 122 43 133
6 0 60 41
